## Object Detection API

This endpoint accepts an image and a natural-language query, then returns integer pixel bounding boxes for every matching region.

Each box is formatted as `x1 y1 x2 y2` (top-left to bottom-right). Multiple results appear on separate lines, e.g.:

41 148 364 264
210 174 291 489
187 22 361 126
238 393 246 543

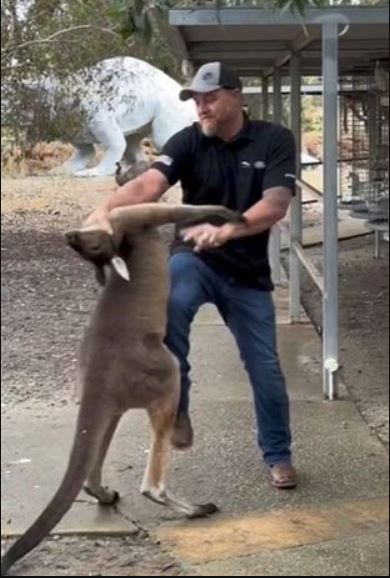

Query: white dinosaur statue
29 57 197 177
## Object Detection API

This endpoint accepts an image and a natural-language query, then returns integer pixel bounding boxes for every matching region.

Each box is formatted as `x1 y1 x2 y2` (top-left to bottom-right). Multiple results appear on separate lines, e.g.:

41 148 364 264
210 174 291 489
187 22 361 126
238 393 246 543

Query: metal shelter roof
169 6 389 77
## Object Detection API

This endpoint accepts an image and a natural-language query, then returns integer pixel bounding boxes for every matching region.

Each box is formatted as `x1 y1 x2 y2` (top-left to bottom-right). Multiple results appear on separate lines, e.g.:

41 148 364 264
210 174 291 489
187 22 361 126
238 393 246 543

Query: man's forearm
220 198 287 242
101 168 169 212
180 187 292 252
179 187 292 252
103 177 155 212
84 169 169 229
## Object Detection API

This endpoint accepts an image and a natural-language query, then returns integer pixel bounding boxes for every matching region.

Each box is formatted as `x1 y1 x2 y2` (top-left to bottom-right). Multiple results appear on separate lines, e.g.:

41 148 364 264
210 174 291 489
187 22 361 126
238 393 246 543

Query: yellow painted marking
156 498 389 563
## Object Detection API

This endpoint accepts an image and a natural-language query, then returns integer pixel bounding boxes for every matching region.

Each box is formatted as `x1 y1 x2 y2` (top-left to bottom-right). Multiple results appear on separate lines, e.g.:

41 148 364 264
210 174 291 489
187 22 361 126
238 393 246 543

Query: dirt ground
299 235 389 447
1 173 388 575
1 534 183 576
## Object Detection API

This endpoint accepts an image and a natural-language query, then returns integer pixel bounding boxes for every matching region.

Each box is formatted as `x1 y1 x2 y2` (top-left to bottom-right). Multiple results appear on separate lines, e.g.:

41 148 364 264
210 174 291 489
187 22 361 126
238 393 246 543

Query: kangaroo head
65 228 122 285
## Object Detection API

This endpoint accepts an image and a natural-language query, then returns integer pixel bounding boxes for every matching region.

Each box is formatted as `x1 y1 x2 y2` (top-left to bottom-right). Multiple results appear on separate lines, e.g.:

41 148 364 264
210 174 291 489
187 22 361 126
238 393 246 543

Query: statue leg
75 114 126 177
49 144 95 175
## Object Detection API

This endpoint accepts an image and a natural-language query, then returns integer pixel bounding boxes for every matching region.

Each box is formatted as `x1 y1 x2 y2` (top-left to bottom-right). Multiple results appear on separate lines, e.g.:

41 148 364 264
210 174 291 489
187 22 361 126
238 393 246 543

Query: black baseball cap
179 62 242 101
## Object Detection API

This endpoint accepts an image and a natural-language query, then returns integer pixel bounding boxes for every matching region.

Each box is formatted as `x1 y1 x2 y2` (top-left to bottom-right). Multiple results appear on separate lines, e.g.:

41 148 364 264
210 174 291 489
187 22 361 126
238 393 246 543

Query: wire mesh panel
338 63 389 227
339 73 371 212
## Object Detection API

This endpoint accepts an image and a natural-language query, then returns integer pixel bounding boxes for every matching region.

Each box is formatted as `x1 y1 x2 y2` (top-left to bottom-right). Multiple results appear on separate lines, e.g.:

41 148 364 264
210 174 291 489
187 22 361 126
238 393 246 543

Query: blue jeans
165 252 292 466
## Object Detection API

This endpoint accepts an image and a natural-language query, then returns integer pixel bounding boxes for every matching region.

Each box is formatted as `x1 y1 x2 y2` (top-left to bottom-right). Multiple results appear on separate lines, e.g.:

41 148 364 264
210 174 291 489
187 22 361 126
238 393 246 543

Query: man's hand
181 223 234 252
83 206 113 234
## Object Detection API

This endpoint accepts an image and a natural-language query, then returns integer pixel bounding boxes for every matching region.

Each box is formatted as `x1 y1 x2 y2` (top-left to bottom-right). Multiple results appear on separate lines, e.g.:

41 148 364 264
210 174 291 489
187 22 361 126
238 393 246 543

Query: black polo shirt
152 120 296 291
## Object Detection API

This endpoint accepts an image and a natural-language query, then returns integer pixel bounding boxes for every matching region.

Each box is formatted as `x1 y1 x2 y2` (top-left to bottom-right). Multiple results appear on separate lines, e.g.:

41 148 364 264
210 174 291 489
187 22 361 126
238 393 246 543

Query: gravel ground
298 235 389 447
1 534 184 576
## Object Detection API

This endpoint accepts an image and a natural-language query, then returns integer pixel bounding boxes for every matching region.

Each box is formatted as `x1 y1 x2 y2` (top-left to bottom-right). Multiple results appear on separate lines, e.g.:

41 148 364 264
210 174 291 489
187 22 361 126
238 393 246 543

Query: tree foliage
1 0 387 145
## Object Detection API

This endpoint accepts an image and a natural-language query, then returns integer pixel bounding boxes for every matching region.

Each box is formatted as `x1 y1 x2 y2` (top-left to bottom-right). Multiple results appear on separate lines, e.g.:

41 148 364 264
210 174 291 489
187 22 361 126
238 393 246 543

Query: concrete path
2 284 388 576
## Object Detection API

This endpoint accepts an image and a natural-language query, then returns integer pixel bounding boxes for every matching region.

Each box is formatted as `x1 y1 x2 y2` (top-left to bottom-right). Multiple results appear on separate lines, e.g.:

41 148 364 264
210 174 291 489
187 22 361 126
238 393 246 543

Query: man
86 62 297 489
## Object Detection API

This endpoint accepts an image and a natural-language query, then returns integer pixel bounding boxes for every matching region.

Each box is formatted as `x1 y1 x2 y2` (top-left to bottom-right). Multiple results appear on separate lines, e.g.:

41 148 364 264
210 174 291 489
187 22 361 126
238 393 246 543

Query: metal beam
189 41 290 54
273 69 283 124
308 39 389 51
268 68 284 287
289 53 303 322
189 50 285 62
322 22 339 400
265 30 319 77
291 241 324 293
170 7 389 26
190 51 381 69
262 76 270 121
314 40 388 54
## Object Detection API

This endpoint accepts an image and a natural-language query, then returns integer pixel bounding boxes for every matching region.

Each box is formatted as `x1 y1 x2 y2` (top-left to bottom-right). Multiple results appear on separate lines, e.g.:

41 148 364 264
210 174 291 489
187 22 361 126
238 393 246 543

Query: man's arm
85 126 194 229
84 168 170 228
105 168 169 211
224 186 292 238
182 186 292 252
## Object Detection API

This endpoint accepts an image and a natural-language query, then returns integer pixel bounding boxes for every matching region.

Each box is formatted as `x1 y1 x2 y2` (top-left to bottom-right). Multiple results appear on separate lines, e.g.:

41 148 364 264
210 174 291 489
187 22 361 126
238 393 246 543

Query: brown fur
1 203 245 576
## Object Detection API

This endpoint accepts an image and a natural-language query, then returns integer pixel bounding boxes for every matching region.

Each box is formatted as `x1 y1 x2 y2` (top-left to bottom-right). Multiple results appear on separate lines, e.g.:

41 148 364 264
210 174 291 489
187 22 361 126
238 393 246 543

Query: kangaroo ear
110 256 131 282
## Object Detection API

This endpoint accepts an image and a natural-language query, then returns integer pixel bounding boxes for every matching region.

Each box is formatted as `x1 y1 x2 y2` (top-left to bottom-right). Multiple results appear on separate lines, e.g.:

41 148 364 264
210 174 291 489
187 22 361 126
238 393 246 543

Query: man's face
193 89 242 137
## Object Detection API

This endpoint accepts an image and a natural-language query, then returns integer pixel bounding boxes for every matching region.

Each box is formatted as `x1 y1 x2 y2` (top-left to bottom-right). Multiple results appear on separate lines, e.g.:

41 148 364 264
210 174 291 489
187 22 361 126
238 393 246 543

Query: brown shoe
269 464 297 489
171 413 194 450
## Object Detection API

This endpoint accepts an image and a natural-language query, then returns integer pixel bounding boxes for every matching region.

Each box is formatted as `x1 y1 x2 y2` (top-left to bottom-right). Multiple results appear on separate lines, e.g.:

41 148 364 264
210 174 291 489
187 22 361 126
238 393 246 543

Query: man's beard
200 118 218 137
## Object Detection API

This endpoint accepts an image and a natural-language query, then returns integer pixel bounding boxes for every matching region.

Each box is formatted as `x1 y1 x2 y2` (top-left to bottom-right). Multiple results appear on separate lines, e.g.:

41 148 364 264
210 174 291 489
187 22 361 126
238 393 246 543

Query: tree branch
2 24 121 63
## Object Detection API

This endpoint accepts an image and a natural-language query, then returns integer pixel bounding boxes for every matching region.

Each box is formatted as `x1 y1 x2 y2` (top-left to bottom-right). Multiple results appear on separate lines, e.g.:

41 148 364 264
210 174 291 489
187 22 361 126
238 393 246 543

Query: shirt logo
156 155 173 167
241 160 267 169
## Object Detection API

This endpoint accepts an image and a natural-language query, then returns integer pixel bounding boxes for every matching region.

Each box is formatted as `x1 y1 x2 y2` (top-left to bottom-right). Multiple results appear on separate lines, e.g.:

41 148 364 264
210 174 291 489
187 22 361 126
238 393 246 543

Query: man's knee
168 287 199 322
169 252 200 279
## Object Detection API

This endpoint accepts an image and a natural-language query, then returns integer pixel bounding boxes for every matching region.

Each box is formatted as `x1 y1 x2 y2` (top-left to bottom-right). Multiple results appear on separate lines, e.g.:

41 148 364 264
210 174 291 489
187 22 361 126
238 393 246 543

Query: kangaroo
1 202 245 575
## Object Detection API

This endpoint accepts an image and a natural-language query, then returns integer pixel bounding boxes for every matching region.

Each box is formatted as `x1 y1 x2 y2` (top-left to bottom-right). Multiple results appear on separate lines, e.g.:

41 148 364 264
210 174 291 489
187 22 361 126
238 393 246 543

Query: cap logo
203 72 214 81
